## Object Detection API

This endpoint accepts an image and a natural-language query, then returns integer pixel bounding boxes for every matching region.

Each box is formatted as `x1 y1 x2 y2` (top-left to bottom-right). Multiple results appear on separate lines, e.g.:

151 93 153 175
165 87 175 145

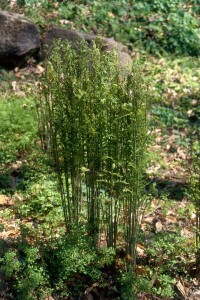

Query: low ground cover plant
11 0 200 56
0 96 37 165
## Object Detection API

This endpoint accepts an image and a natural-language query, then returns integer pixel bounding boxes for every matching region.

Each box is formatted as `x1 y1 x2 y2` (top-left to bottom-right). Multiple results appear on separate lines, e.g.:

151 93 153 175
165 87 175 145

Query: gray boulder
43 26 132 68
0 10 41 69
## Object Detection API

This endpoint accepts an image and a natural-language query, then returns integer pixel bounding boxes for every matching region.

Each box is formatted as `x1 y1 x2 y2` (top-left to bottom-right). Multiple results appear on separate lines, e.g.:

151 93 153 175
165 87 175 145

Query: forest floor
0 1 200 299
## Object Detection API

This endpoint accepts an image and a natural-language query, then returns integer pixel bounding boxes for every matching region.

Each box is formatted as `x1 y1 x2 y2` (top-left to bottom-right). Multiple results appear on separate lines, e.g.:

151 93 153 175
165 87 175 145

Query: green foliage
163 11 200 55
17 0 26 6
152 105 189 129
130 231 190 298
1 230 116 299
41 39 149 264
1 247 50 300
44 232 116 297
151 83 200 150
151 274 175 298
1 250 21 277
0 97 37 164
10 0 200 56
0 0 9 9
119 270 138 300
16 175 61 219
119 269 175 299
142 230 192 298
146 231 191 276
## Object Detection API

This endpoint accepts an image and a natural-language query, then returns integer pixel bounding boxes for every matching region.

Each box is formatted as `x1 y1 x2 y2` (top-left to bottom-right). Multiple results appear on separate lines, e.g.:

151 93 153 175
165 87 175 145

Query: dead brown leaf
180 228 194 238
155 220 163 233
136 265 150 276
136 244 146 256
35 65 45 75
144 216 155 225
176 278 189 299
0 195 14 206
165 215 178 225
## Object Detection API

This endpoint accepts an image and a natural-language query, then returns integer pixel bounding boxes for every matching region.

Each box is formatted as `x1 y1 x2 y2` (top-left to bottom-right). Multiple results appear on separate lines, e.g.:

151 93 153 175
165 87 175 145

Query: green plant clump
43 232 116 297
39 39 149 268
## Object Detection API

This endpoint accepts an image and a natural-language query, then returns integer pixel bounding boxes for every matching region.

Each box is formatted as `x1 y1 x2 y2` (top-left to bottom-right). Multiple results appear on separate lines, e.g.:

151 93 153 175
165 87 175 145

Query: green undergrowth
8 0 200 56
148 55 200 152
0 96 37 166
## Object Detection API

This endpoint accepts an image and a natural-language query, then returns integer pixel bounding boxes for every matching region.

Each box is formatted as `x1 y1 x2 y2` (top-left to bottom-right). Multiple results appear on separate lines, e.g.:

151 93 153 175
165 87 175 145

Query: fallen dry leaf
180 228 194 238
59 19 74 25
35 65 45 75
11 80 18 92
136 244 146 256
144 216 155 225
0 195 14 206
165 215 178 225
136 265 151 276
192 99 198 106
13 193 22 203
155 220 163 233
108 12 115 18
189 290 200 300
176 278 189 298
